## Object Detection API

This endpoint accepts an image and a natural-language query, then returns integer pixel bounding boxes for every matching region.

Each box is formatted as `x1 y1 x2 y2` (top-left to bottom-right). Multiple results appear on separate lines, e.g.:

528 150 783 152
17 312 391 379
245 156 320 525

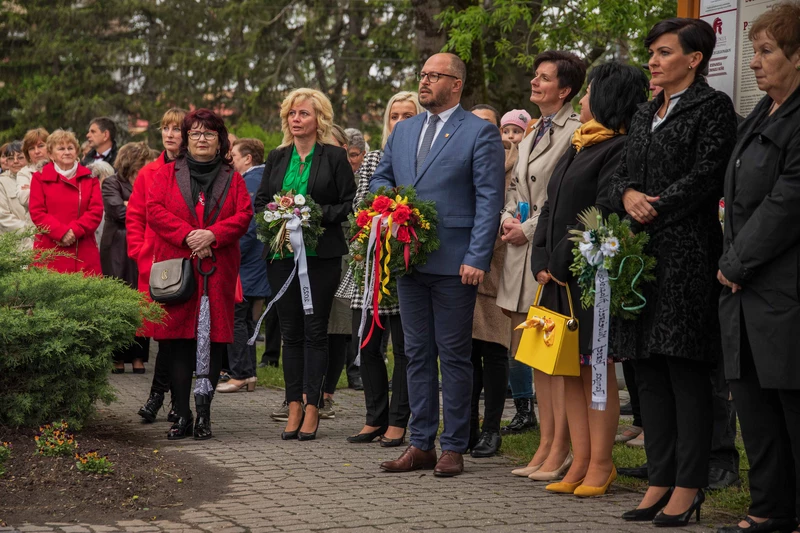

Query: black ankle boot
193 394 212 440
470 430 502 458
138 391 164 423
501 398 537 434
167 412 193 440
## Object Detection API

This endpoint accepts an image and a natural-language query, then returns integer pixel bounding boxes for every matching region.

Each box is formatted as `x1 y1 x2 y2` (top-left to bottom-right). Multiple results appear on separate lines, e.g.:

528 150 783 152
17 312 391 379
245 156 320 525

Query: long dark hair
179 108 232 164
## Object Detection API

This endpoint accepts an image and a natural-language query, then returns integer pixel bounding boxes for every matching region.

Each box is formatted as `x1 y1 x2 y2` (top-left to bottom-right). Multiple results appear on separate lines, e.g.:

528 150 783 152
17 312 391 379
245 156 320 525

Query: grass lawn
253 339 751 522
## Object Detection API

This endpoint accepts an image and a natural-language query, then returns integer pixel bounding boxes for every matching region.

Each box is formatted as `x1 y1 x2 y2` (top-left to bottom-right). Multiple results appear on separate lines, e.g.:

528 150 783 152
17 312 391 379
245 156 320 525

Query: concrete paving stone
60 528 91 533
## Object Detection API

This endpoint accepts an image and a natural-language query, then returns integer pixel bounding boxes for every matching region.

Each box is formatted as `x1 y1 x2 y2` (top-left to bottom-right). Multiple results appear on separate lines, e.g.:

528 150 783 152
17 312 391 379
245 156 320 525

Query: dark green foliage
0 231 163 428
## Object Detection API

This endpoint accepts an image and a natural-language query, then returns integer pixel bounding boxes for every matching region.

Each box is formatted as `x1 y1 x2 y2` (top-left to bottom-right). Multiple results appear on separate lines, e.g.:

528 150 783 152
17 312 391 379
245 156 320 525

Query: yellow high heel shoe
545 478 585 494
573 466 617 497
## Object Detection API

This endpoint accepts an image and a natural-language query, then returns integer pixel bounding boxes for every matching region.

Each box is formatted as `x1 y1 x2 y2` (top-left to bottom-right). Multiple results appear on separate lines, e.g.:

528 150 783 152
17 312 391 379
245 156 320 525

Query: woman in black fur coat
608 18 738 526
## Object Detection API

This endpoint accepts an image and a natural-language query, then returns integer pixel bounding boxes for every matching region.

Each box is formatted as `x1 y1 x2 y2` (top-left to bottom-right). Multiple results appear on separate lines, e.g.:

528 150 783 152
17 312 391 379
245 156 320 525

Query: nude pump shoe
528 452 574 481
512 462 544 477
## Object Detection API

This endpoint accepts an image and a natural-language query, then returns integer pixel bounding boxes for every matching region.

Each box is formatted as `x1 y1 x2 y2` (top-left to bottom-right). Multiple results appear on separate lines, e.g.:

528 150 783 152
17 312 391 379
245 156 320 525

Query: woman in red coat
29 129 103 275
127 107 185 425
147 108 252 441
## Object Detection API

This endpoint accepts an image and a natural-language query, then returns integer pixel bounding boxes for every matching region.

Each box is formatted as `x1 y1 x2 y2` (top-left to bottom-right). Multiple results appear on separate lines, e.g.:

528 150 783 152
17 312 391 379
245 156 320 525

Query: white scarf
54 161 78 180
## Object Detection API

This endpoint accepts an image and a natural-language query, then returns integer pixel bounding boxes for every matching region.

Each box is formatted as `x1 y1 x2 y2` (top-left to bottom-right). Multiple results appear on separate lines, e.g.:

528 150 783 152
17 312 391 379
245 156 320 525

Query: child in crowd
500 109 531 146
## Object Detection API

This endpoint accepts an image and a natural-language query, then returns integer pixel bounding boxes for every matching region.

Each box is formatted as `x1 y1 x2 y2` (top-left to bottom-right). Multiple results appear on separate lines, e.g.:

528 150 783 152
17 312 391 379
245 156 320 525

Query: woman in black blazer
531 62 649 497
717 5 800 532
254 88 356 441
608 19 738 526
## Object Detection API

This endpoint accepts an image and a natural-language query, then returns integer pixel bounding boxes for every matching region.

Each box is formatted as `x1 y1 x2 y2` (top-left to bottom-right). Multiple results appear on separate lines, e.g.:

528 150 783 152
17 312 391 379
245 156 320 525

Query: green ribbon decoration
607 255 647 311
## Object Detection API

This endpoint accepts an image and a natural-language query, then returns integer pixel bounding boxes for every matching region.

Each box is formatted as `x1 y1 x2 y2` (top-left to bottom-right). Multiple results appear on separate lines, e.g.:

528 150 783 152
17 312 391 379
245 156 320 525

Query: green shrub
0 231 164 428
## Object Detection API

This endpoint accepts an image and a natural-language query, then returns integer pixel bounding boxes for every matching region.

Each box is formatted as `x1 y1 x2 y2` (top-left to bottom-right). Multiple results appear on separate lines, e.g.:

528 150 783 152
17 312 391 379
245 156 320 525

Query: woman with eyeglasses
254 88 356 442
146 108 253 441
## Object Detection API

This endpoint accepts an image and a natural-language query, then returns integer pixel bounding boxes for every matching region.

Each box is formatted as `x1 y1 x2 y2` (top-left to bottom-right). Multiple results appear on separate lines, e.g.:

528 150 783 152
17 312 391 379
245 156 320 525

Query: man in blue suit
371 53 505 476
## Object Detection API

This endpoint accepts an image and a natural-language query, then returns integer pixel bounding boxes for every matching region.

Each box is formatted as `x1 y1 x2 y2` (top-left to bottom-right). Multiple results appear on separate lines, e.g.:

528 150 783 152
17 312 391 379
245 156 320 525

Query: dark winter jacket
608 79 738 362
718 86 800 388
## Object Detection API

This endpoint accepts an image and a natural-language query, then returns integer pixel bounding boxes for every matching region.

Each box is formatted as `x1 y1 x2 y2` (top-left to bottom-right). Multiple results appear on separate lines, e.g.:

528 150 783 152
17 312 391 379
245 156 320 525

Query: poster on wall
735 0 779 116
700 0 738 99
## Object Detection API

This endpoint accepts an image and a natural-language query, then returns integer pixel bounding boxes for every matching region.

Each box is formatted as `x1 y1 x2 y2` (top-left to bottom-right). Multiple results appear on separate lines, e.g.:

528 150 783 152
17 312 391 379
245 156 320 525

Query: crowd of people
1 5 800 532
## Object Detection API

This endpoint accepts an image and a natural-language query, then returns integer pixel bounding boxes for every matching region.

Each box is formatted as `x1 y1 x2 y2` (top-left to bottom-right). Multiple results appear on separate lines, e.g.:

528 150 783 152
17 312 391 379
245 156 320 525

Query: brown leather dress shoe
380 445 437 472
434 450 464 477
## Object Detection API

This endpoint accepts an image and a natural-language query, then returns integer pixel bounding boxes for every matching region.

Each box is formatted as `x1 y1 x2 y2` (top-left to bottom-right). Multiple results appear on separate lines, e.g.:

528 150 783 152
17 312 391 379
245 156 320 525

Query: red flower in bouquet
371 195 393 214
279 195 294 208
392 204 412 225
356 210 372 228
396 226 411 243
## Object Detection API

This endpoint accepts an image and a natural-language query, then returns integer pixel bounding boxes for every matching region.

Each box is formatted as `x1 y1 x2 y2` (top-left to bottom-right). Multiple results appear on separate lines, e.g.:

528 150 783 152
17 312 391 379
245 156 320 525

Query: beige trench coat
496 104 581 313
0 171 34 249
472 141 518 349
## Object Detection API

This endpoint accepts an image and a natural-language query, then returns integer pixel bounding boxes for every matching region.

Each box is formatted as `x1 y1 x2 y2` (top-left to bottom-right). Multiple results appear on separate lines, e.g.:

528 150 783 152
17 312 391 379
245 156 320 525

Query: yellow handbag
514 283 580 377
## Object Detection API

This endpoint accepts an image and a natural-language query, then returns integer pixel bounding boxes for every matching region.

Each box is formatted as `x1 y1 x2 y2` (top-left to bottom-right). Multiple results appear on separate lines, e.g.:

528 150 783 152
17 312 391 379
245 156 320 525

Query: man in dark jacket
81 117 119 168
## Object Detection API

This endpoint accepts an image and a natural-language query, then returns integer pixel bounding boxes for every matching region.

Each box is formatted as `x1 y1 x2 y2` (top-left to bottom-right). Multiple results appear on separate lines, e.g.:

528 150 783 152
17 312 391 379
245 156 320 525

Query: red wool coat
127 152 169 294
147 158 252 343
29 162 103 275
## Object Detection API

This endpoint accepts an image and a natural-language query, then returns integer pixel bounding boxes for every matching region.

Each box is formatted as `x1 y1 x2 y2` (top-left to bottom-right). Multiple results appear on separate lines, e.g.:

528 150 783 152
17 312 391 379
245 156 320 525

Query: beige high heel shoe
216 376 257 393
512 462 544 477
528 452 574 481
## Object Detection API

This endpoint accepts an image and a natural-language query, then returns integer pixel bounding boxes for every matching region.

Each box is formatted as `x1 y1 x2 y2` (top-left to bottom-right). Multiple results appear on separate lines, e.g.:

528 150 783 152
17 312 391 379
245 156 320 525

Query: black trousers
259 305 282 366
227 297 257 380
634 355 712 488
354 309 410 428
470 339 509 434
113 336 150 363
268 256 340 408
162 339 226 418
710 360 739 474
622 360 643 428
729 321 800 520
149 341 172 395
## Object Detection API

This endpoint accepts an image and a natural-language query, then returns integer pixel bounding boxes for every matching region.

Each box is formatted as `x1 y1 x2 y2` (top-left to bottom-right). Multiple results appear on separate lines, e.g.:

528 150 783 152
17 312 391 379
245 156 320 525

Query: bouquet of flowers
349 186 439 309
568 207 656 320
256 190 324 258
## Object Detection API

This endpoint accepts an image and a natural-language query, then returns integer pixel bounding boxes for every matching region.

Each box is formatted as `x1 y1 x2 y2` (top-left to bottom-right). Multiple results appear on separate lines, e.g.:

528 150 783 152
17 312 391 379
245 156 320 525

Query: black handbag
149 258 195 304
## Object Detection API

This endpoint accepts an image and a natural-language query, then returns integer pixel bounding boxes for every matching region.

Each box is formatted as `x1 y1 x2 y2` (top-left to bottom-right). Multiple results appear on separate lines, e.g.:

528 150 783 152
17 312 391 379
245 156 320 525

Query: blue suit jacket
370 105 505 276
240 165 270 298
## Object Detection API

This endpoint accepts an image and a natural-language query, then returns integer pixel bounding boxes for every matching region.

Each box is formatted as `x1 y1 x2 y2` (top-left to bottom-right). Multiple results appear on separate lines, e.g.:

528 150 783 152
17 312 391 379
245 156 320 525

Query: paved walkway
3 361 715 533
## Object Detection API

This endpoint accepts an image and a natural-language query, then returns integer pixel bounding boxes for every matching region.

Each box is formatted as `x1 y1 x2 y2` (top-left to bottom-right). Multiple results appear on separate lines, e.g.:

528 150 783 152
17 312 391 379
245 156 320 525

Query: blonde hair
381 91 423 149
279 88 335 147
114 141 153 183
160 107 187 129
46 129 81 154
22 128 49 163
329 124 348 148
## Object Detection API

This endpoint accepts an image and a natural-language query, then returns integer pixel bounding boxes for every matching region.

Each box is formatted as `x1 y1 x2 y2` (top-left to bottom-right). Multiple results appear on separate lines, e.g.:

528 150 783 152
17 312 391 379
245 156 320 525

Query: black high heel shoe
717 517 798 533
653 489 705 527
298 407 320 441
167 413 194 440
379 428 407 448
622 488 673 521
347 426 387 444
281 406 305 440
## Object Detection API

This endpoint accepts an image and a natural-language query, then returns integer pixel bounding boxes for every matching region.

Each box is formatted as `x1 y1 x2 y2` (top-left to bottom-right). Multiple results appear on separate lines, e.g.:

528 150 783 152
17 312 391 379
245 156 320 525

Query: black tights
163 339 226 418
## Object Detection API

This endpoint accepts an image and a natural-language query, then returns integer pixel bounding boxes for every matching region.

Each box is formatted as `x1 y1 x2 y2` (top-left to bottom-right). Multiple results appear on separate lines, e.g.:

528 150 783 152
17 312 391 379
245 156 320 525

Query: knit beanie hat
501 109 532 131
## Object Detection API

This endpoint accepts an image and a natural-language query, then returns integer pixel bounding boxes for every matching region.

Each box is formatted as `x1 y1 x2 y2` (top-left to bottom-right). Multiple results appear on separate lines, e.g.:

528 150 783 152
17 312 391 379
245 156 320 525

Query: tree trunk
412 0 446 62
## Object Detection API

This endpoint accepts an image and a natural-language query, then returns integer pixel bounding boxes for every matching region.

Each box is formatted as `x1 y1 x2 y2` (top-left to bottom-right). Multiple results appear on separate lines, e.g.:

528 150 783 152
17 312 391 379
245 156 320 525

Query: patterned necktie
532 116 553 148
416 114 440 174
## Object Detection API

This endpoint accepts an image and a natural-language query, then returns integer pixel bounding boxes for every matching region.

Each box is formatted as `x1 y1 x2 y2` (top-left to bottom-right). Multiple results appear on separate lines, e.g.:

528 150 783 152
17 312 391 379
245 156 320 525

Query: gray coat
718 86 800 389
